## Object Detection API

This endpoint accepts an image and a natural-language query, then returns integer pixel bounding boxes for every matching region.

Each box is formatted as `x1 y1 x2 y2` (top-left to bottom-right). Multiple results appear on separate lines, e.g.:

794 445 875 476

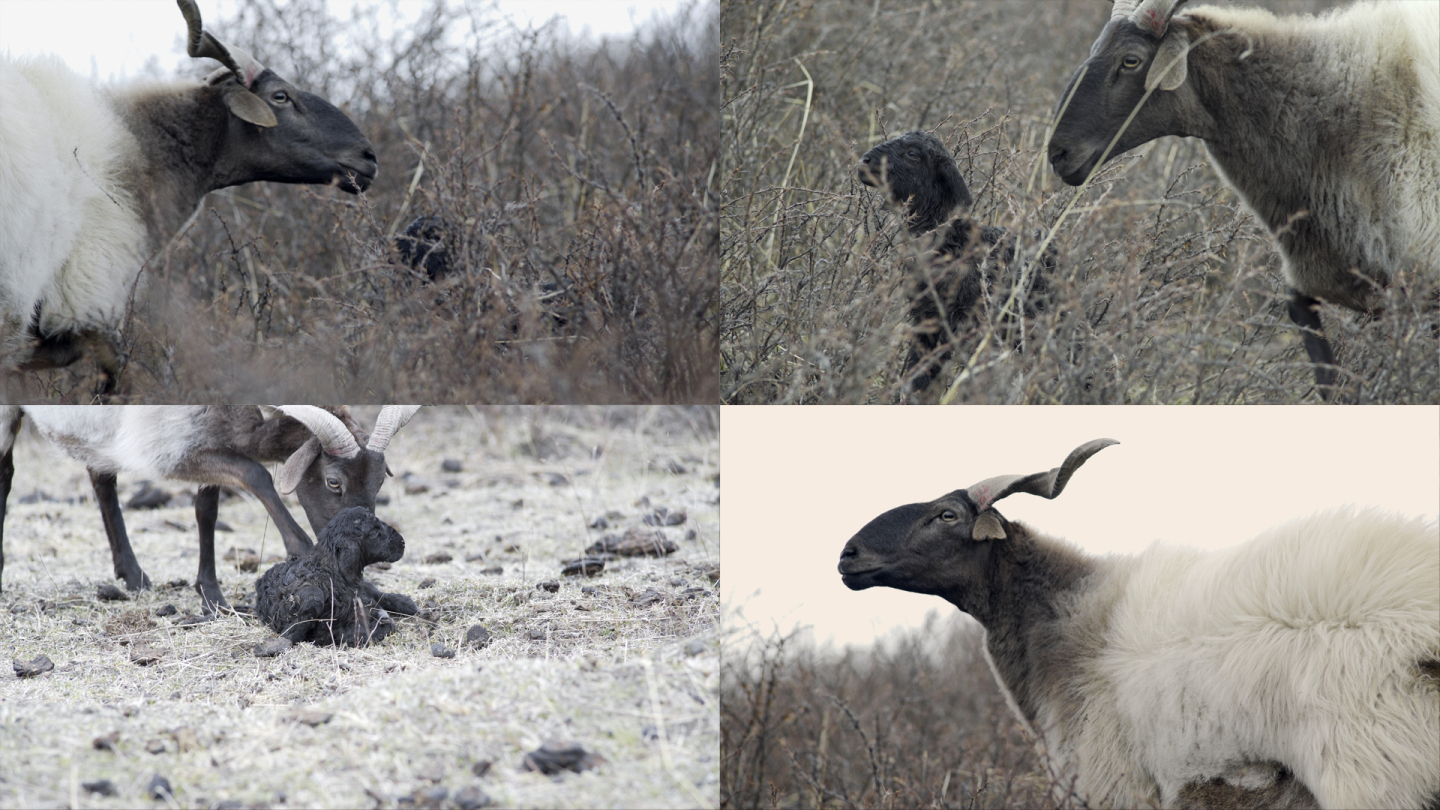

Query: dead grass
719 0 1438 403
721 615 1099 810
4 0 718 403
1 406 719 809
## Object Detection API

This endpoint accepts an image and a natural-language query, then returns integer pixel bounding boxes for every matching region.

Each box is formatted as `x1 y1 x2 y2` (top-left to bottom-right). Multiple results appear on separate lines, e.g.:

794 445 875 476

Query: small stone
430 643 456 659
453 784 491 809
418 577 436 589
521 741 605 775
560 557 605 577
417 765 445 783
289 710 332 727
171 726 200 753
13 654 54 678
126 482 172 509
130 646 163 666
629 589 666 607
464 552 487 563
586 528 677 557
441 459 463 473
581 586 599 596
545 473 570 486
424 552 453 565
214 520 234 533
686 639 706 656
155 604 177 617
369 561 392 571
537 580 559 593
254 637 293 658
471 760 493 778
145 738 167 754
588 516 608 530
97 584 129 602
93 731 121 751
464 625 492 650
528 628 546 640
404 474 431 494
176 614 212 627
146 773 172 800
479 565 503 575
82 779 117 796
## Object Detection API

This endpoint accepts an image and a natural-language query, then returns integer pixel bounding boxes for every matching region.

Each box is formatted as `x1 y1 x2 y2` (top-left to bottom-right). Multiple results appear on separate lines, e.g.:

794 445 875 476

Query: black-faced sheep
857 130 1055 395
0 0 378 388
1049 0 1440 400
838 439 1440 809
254 506 413 646
0 405 419 613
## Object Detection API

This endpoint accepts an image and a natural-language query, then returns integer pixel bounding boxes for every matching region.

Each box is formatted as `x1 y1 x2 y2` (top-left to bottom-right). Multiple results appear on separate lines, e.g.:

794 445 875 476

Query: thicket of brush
720 0 1438 404
13 0 717 403
722 615 1091 810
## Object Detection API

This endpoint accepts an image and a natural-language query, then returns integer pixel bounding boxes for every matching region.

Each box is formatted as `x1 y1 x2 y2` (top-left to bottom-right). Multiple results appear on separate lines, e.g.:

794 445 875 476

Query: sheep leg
183 453 315 559
88 470 151 591
0 447 12 591
193 485 228 613
1285 289 1340 401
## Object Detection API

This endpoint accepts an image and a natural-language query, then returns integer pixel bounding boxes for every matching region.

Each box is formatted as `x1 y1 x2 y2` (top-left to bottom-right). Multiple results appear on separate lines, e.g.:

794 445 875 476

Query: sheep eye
326 477 341 491
1121 55 1142 70
939 509 957 522
906 150 920 160
272 90 289 103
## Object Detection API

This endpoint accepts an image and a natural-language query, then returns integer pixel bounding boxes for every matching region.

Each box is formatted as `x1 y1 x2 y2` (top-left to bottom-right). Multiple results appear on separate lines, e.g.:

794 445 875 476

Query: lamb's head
857 130 972 234
319 506 406 575
838 439 1117 600
269 406 421 536
178 0 377 193
1048 0 1200 186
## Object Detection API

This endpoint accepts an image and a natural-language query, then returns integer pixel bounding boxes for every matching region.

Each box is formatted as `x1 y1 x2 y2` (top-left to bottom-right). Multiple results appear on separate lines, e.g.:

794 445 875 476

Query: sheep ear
277 437 321 495
973 512 1006 541
223 87 278 128
1146 28 1189 92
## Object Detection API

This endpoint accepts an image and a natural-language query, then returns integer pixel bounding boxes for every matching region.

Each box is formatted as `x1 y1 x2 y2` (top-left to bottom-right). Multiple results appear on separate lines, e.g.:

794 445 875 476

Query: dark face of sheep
838 491 997 599
1048 14 1197 186
857 131 973 234
212 70 377 194
322 506 406 572
281 442 390 540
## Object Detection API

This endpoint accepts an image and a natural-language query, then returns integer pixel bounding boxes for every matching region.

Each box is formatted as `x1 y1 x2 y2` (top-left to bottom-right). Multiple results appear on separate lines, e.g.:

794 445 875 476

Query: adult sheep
1047 0 1440 401
0 0 378 389
857 131 1054 396
838 439 1440 809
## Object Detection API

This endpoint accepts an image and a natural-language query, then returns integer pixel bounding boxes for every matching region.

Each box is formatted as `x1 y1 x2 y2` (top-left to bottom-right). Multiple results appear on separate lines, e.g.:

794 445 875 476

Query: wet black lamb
254 507 417 646
857 130 1055 395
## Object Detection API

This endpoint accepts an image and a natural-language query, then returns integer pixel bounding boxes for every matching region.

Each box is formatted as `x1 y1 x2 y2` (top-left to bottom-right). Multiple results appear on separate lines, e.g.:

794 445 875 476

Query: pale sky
0 0 698 83
722 406 1440 651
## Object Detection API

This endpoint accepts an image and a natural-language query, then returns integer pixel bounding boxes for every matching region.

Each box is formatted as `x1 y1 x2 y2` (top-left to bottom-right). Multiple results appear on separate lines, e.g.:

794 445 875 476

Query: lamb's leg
193 485 229 613
88 470 150 591
360 580 418 615
1286 289 1340 402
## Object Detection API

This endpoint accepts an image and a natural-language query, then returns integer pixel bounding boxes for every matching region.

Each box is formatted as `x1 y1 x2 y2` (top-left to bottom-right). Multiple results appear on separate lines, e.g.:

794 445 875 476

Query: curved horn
966 439 1118 513
275 406 362 459
1111 0 1185 38
177 0 269 88
367 406 421 453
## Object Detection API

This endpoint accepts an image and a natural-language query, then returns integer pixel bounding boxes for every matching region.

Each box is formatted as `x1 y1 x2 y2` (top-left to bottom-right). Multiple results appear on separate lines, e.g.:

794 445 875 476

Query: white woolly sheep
857 131 1054 395
1048 0 1440 400
0 405 419 613
0 0 378 389
838 439 1440 809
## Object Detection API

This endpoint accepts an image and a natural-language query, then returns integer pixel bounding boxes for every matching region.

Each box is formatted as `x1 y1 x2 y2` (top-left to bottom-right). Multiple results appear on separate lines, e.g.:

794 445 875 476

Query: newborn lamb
254 507 415 646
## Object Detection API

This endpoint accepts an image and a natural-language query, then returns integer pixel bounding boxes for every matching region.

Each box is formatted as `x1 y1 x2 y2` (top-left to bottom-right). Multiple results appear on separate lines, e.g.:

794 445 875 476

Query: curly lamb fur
857 131 1054 395
254 507 412 647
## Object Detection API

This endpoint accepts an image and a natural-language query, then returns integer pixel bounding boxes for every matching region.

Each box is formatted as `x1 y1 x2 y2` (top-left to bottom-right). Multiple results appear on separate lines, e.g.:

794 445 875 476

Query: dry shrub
720 0 1438 403
722 614 1091 809
8 0 718 403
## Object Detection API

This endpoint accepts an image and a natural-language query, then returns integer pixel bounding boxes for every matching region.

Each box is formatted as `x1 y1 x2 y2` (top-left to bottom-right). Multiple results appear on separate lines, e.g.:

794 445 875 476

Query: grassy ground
719 0 1439 403
721 616 1086 810
1 406 718 809
4 0 718 403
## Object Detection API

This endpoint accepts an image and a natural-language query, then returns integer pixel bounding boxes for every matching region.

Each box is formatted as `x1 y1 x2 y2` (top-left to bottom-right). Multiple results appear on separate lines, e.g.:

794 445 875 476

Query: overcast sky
0 0 694 82
722 406 1440 651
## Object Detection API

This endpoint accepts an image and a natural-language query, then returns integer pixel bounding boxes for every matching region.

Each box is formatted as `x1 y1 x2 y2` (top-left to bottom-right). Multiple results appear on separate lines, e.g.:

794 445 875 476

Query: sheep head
176 0 378 193
271 406 421 537
856 130 973 234
838 439 1116 602
1047 0 1195 186
320 506 406 577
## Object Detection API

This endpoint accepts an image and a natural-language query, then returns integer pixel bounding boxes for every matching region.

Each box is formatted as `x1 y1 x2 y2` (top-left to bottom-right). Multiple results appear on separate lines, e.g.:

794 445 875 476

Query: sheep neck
949 530 1100 733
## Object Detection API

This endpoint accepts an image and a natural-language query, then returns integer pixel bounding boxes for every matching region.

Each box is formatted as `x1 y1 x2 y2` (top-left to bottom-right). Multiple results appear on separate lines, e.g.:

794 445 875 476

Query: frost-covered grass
1 406 719 809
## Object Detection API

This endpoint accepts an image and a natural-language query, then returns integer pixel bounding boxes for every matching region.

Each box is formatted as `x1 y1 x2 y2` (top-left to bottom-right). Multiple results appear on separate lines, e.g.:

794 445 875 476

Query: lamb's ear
277 437 321 495
1147 28 1189 92
937 155 974 210
223 85 278 127
973 512 1006 541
